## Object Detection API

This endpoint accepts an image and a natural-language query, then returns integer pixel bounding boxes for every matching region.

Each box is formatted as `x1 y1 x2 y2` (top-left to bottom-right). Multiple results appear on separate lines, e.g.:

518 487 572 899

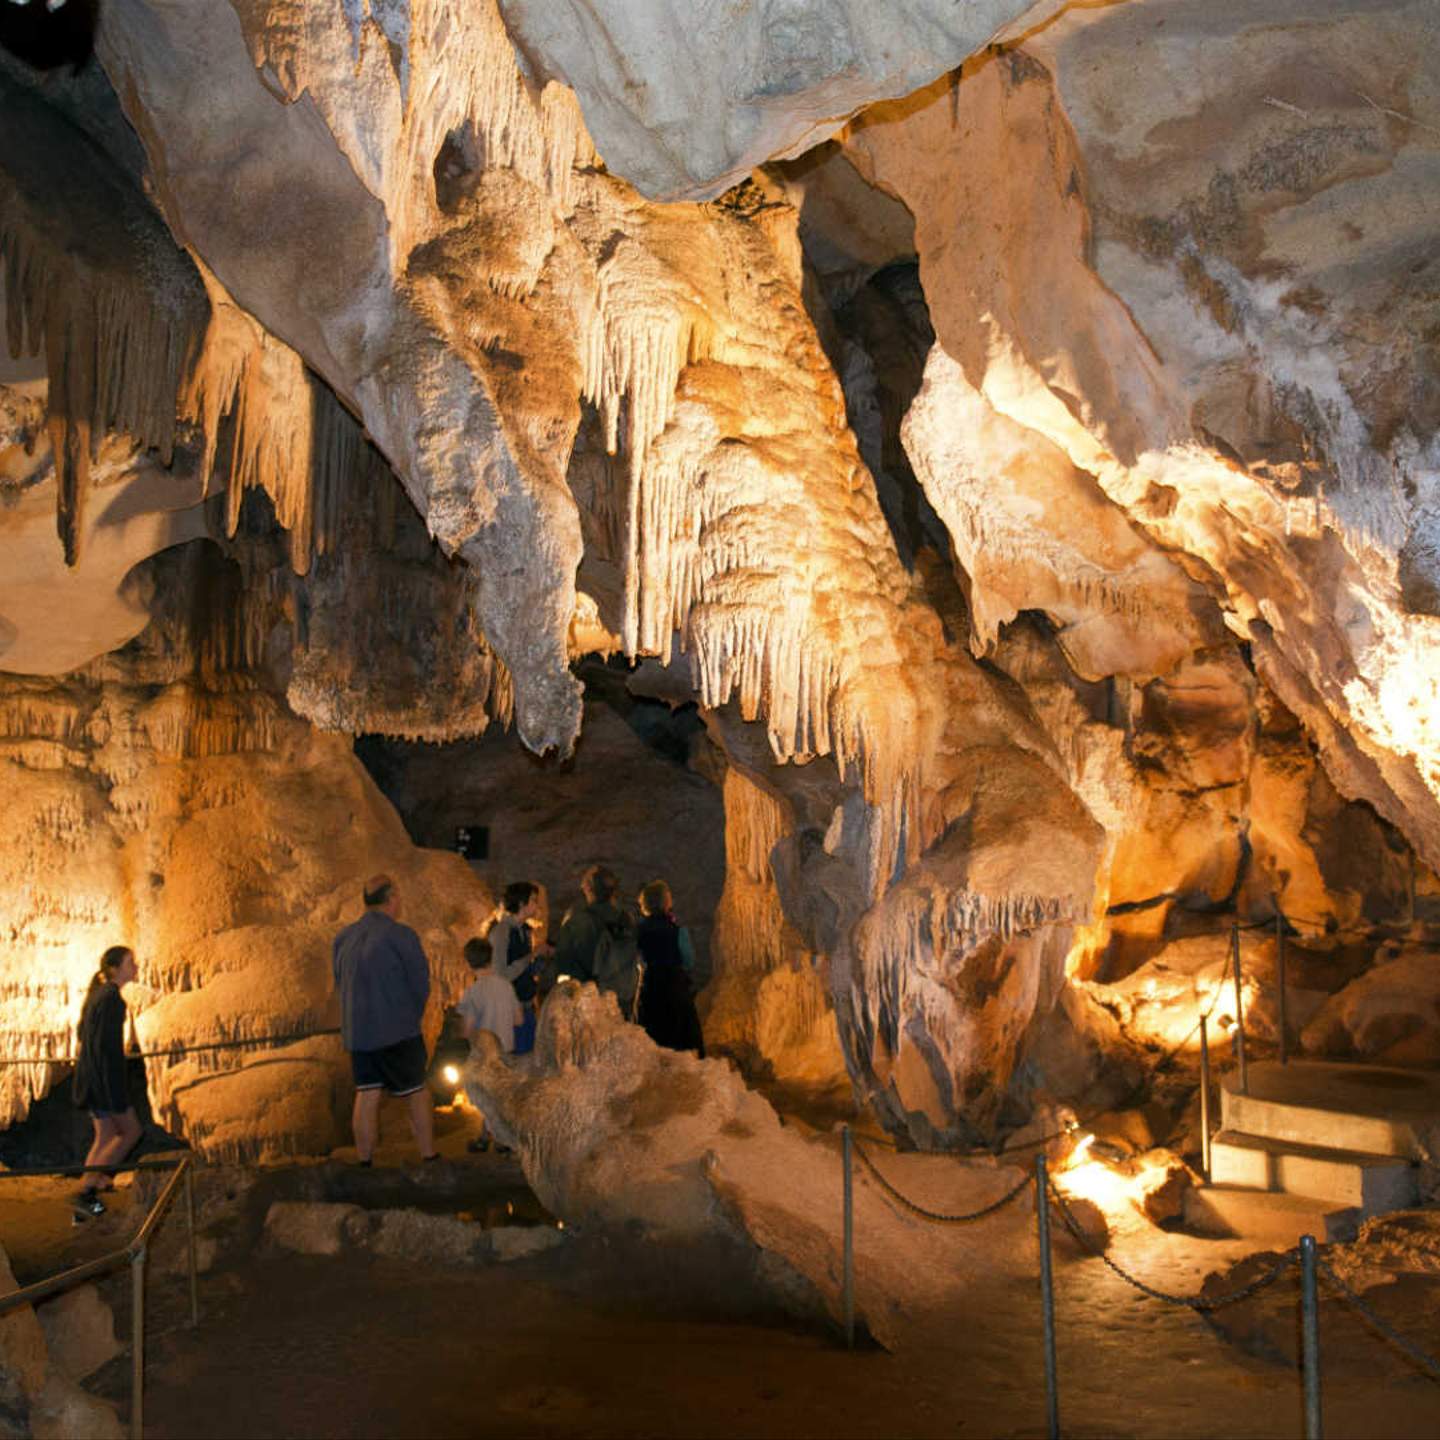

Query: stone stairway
1184 1061 1438 1246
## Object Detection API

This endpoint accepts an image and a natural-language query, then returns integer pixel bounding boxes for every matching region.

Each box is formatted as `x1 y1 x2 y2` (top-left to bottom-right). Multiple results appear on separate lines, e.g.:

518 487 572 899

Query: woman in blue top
72 945 142 1218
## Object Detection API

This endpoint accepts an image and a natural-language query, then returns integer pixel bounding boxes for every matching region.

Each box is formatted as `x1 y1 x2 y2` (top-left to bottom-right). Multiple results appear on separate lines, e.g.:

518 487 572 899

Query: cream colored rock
1301 947 1440 1065
27 1375 122 1440
0 407 213 675
33 1289 119 1386
0 1245 46 1419
0 668 492 1152
489 1226 565 1263
702 767 848 1098
846 3 1440 870
903 345 1221 681
496 0 1056 200
1134 1149 1197 1228
465 984 1037 1345
370 1209 488 1268
0 1245 121 1440
264 1201 370 1258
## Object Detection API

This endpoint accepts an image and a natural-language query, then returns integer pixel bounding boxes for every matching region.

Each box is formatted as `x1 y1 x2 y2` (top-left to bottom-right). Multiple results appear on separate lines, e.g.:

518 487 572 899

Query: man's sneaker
72 1190 106 1222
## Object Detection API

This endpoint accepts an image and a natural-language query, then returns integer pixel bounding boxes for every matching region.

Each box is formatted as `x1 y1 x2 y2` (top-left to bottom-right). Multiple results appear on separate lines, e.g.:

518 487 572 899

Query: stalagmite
2 0 1439 1165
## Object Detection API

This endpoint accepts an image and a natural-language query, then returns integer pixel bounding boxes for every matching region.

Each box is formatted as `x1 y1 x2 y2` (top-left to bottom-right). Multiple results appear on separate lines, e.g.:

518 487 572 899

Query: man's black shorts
350 1035 428 1096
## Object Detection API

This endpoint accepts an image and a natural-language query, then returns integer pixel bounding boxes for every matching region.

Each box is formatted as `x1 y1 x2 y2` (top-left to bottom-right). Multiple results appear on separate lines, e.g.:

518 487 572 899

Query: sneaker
72 1190 106 1221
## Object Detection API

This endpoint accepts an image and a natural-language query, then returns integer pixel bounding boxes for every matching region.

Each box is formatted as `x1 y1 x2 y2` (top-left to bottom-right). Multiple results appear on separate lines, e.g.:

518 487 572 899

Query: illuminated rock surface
465 983 1034 1346
1 0 1439 1161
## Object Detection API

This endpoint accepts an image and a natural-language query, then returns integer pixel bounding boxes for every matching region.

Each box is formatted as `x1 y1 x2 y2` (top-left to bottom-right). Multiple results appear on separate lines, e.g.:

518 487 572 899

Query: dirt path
76 1185 1440 1440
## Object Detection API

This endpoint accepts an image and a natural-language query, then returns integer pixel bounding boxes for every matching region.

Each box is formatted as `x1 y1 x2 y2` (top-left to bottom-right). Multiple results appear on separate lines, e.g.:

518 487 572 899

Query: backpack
592 909 642 1017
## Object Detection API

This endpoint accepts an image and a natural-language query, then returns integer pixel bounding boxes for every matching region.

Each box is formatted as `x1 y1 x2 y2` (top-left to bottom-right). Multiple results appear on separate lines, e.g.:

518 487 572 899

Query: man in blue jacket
332 874 438 1165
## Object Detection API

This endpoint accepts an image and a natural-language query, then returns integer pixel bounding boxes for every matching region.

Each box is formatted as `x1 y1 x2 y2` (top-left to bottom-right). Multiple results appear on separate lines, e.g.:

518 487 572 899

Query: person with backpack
635 881 705 1055
553 865 641 1016
487 881 550 1054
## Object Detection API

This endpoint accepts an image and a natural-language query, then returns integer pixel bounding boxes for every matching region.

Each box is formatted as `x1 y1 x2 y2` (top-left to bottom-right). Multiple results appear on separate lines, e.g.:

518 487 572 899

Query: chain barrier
1045 1174 1299 1311
1316 1258 1440 1381
851 1138 1034 1224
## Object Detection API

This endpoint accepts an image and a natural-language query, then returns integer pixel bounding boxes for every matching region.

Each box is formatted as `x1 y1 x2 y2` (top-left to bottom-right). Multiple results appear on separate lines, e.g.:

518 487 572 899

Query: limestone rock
489 1226 566 1263
5 0 1440 1168
0 1245 46 1419
846 2 1440 872
466 984 1040 1346
1301 947 1440 1064
1133 1149 1196 1228
264 1201 371 1259
27 1375 122 1440
1050 1192 1109 1257
0 661 493 1153
33 1288 119 1384
370 1209 489 1269
496 0 1053 200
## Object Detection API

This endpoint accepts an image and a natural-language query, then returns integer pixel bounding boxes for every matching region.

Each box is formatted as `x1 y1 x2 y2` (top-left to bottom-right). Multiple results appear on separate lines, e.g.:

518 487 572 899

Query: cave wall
0 544 493 1157
2 0 1439 1153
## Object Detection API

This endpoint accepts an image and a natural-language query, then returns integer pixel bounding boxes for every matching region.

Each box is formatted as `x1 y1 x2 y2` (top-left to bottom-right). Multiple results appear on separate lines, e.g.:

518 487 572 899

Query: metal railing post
1035 1155 1059 1440
1300 1234 1322 1439
841 1124 855 1349
1275 911 1289 1066
1199 1013 1212 1183
184 1163 200 1329
1231 918 1249 1094
130 1246 146 1440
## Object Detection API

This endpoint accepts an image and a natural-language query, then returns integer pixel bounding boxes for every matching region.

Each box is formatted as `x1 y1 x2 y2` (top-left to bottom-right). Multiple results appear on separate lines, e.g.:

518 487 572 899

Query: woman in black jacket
635 881 704 1056
72 945 142 1217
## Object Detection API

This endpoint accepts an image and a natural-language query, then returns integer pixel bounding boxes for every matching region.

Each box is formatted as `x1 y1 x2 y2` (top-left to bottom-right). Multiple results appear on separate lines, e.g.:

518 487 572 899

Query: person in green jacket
552 865 632 991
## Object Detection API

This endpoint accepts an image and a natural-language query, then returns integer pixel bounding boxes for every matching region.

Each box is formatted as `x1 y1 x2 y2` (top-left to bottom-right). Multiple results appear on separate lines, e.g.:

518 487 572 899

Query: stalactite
0 216 206 565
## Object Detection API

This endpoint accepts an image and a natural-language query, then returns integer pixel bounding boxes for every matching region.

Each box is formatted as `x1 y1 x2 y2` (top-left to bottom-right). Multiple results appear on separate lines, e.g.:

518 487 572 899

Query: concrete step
1183 1185 1360 1246
1219 1061 1440 1158
1209 1130 1417 1210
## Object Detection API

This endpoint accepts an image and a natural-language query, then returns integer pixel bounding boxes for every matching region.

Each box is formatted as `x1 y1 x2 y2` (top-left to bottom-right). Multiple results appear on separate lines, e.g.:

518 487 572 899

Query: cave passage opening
354 653 727 984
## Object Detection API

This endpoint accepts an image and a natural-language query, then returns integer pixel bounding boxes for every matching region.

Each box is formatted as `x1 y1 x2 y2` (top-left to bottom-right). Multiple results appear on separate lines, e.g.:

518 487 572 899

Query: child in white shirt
457 937 523 1154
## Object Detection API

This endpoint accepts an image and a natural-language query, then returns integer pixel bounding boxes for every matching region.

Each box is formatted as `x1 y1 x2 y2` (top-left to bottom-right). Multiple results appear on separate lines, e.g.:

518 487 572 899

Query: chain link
852 1139 1035 1224
1316 1258 1440 1380
1045 1176 1298 1310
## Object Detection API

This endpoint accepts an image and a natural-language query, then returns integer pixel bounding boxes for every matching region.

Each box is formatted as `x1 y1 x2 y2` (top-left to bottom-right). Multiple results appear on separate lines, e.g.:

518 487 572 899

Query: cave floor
74 1155 1439 1440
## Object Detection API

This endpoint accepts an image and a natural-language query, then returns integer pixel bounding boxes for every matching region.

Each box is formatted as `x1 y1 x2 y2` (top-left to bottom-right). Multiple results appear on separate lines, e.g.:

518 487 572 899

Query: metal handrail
0 1154 200 1439
0 1155 187 1183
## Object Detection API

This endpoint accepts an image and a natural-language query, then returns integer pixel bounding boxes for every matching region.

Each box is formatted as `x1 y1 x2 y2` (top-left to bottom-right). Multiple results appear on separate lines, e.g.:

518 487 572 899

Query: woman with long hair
488 881 551 1055
72 945 142 1218
634 881 704 1056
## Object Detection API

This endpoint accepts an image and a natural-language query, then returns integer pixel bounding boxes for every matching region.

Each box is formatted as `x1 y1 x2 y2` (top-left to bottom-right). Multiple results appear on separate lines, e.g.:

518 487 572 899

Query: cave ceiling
2 0 1439 1147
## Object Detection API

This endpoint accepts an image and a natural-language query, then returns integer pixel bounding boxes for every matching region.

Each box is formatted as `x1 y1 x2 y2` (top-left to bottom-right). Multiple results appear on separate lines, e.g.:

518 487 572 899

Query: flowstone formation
0 534 493 1157
3 0 1440 1159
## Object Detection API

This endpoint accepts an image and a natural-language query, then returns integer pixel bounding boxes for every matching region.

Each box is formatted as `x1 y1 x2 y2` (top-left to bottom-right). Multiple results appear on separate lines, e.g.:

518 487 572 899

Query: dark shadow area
0 0 98 73
0 1056 184 1171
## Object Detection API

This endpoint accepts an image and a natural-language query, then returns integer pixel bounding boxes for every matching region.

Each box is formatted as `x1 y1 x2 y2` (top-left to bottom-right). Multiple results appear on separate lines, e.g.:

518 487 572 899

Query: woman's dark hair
503 881 538 914
638 881 672 917
584 865 620 902
87 945 133 1002
464 937 493 970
